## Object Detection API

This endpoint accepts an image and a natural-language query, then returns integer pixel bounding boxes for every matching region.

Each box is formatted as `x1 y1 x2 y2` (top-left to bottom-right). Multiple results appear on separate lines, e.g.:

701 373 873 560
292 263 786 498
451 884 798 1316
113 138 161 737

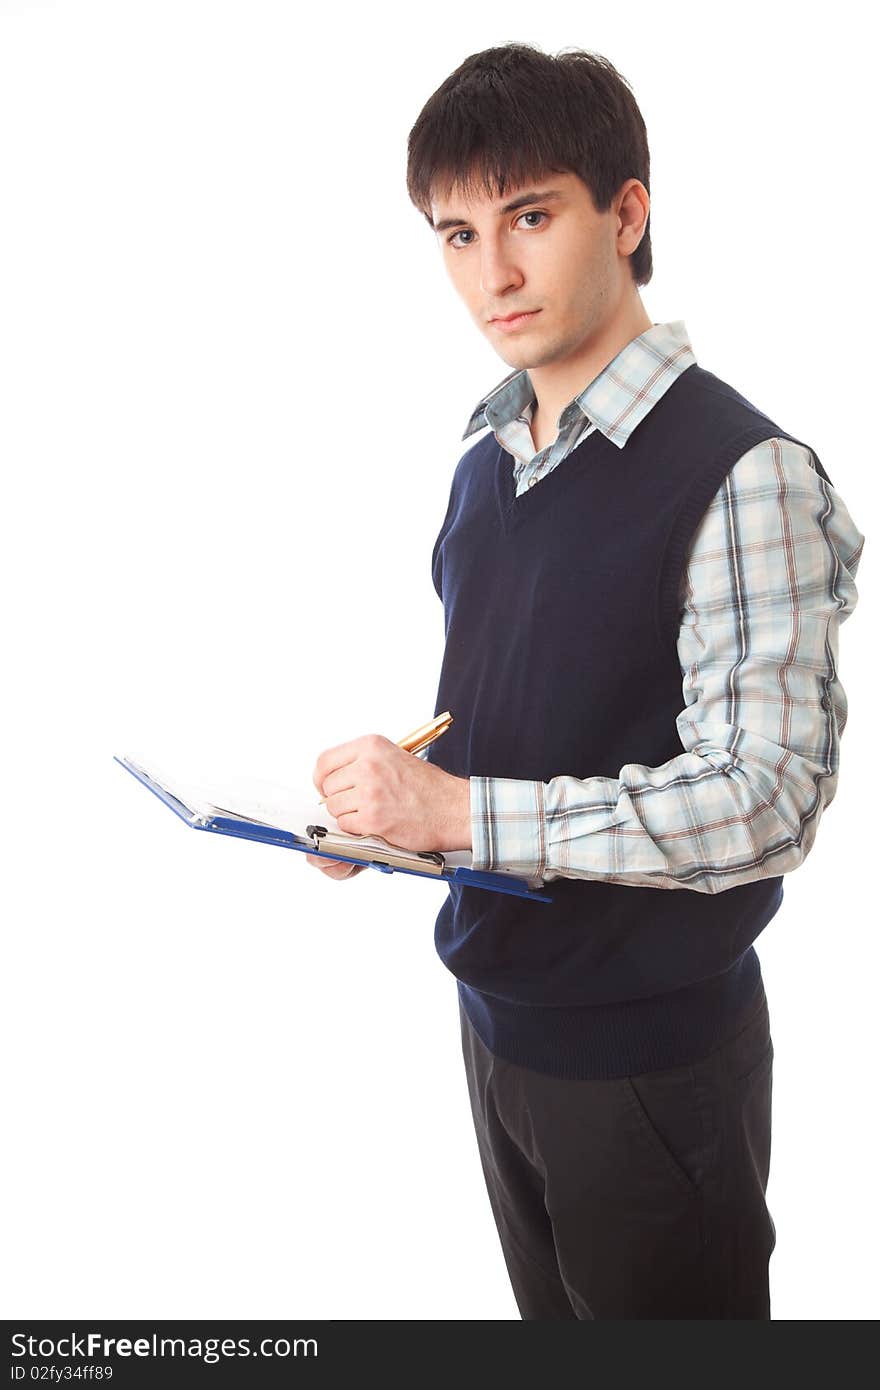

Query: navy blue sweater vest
426 362 831 1079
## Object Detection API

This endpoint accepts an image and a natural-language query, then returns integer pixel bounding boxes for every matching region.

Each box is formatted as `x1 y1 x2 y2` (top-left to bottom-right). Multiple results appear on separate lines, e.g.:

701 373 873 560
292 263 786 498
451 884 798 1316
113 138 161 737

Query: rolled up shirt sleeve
470 438 865 892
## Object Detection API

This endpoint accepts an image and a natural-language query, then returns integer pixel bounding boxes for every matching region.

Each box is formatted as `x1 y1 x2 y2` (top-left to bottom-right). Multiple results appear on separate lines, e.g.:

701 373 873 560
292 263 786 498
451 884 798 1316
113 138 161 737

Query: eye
446 209 549 249
518 210 548 230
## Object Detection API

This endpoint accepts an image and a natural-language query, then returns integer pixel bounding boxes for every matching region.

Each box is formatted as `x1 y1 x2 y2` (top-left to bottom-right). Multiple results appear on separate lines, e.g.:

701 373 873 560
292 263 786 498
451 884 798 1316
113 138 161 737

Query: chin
492 338 534 360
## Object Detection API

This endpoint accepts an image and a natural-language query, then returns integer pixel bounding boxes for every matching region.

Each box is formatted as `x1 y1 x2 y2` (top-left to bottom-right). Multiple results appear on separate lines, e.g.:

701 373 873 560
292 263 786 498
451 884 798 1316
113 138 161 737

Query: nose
479 243 524 300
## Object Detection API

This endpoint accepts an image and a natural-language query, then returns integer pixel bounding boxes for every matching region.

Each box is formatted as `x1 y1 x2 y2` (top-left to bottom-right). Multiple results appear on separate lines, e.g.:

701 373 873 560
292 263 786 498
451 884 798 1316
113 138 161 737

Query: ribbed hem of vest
457 948 763 1080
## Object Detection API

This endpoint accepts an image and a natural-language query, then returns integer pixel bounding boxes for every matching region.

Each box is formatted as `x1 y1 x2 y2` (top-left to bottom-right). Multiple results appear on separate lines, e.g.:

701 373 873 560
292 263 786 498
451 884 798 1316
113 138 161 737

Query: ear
616 179 649 256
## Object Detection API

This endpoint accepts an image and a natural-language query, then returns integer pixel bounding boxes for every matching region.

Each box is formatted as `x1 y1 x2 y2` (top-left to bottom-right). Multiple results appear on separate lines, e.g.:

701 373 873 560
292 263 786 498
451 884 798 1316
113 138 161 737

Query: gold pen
397 709 454 755
317 711 454 806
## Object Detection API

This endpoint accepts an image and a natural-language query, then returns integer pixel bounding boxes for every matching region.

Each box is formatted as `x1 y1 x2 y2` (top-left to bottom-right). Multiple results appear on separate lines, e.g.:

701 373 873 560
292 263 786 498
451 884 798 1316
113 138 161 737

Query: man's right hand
304 852 365 881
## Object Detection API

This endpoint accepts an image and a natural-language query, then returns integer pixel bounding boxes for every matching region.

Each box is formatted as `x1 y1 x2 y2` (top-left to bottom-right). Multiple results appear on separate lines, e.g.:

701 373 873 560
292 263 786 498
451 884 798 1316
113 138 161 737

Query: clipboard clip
306 824 446 872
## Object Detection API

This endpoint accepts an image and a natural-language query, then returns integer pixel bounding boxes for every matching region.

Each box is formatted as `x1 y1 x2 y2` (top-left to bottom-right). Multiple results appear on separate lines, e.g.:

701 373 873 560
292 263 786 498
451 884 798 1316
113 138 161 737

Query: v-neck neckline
494 430 609 533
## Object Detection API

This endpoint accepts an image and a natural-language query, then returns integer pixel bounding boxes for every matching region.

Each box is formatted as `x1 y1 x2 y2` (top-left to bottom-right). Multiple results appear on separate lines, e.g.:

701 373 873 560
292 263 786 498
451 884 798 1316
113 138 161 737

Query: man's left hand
312 733 472 852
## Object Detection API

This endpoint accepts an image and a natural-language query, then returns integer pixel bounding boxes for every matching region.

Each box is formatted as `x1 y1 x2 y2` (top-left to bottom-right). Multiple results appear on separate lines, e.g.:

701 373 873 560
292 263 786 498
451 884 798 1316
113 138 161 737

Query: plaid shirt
458 321 865 890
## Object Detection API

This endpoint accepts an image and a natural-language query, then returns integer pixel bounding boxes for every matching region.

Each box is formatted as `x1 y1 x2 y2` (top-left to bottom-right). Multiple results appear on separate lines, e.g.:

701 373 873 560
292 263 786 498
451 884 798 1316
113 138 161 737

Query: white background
1 0 875 1321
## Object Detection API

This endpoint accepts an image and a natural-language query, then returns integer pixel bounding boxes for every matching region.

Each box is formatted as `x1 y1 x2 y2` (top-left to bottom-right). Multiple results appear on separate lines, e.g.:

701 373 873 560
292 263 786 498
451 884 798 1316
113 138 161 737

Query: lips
491 310 537 323
489 309 541 332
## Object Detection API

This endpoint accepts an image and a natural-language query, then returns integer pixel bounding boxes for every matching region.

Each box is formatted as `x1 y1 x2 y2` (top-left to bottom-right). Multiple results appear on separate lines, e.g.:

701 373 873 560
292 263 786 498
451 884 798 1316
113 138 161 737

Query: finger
320 859 363 879
321 772 357 801
313 736 372 794
334 809 365 837
332 861 364 879
325 787 360 821
305 851 361 876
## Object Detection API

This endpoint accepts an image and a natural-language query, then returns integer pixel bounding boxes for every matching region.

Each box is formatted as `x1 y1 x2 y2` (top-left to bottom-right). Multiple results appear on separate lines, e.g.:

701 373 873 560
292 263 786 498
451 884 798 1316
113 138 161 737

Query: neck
528 296 653 439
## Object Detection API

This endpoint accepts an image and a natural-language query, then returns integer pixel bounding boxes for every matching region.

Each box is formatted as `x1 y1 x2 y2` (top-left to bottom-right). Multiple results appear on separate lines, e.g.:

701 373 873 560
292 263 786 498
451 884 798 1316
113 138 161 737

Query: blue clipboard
114 754 553 903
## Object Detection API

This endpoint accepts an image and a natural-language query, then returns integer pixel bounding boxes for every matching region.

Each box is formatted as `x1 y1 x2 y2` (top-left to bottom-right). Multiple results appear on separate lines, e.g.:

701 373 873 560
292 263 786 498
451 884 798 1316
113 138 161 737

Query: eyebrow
431 188 566 234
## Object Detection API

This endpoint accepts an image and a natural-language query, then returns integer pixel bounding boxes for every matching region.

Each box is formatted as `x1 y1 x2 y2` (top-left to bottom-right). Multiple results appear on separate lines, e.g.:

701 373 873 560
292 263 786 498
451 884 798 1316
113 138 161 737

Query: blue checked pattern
461 321 866 890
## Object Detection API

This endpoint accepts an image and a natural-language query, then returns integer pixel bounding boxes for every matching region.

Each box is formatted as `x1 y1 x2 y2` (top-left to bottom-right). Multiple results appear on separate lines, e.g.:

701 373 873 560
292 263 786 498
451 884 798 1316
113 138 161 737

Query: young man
306 44 865 1318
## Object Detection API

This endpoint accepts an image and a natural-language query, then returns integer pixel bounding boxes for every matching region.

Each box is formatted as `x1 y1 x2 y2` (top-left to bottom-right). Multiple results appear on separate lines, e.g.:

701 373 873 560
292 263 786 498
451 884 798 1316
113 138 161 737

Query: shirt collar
461 320 697 449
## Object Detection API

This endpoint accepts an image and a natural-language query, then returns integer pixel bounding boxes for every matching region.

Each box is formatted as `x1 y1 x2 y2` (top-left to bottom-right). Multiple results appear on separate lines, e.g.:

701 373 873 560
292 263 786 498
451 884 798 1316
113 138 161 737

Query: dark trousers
459 983 775 1319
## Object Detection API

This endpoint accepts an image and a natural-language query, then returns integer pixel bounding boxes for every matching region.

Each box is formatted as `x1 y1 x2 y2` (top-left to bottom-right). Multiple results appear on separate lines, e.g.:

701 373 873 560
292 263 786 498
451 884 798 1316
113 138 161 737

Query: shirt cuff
469 775 547 877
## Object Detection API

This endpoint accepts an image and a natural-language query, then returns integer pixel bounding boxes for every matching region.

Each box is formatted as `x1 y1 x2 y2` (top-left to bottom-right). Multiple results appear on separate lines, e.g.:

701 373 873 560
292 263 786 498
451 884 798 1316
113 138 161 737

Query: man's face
430 169 631 371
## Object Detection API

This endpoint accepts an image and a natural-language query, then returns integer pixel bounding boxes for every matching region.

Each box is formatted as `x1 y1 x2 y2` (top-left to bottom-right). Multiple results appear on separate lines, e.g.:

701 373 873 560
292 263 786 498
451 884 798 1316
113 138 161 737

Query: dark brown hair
406 42 652 286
